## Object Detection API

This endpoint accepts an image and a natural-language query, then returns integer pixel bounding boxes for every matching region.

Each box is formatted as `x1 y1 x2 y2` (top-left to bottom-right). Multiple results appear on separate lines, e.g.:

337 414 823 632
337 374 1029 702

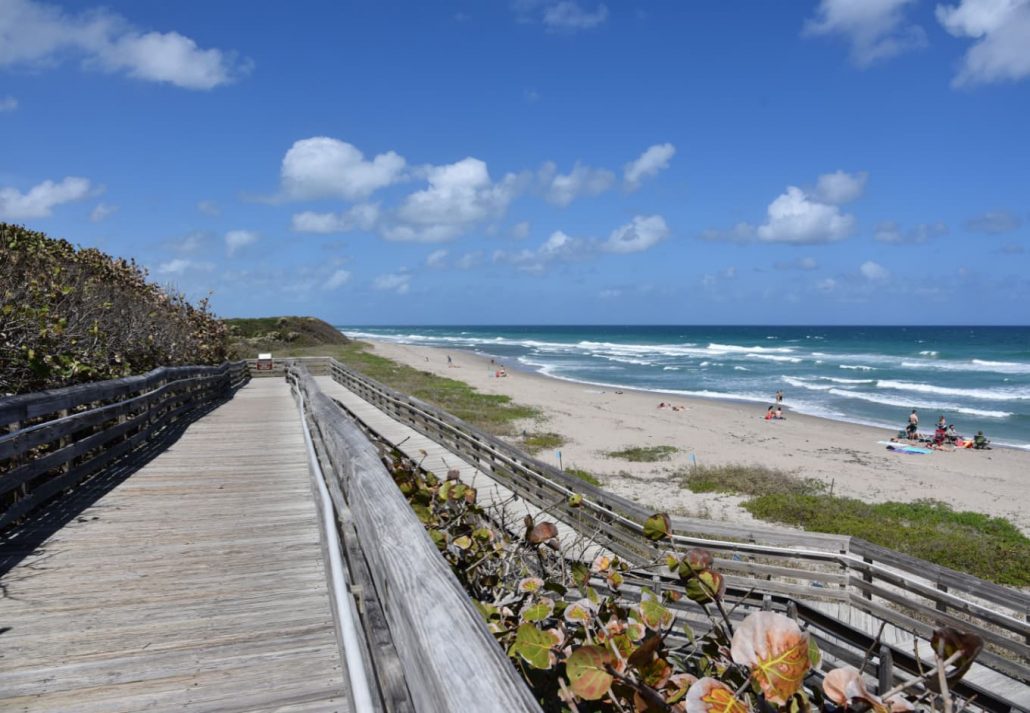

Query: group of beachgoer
657 401 685 412
901 408 990 450
763 390 786 421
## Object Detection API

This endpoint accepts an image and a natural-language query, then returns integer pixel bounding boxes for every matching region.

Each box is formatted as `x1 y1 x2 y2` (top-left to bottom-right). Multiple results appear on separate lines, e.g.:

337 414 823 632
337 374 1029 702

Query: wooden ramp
0 379 350 713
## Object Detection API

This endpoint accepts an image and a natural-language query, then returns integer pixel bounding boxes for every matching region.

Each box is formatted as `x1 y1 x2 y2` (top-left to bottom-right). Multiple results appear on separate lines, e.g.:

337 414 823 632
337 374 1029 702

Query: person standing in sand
775 390 783 405
909 409 919 427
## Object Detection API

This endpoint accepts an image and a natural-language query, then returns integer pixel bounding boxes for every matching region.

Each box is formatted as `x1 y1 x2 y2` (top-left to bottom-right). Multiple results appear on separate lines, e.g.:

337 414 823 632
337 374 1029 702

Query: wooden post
877 644 893 694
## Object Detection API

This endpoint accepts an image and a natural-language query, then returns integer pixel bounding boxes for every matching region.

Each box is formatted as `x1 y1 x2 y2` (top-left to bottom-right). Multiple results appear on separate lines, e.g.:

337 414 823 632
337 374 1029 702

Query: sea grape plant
380 446 983 711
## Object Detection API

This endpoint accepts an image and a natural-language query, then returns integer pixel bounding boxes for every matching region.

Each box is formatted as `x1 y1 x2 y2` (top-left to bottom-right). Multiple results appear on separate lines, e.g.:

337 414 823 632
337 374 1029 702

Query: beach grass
564 467 602 486
520 431 565 453
324 342 540 437
680 464 1030 585
605 445 678 462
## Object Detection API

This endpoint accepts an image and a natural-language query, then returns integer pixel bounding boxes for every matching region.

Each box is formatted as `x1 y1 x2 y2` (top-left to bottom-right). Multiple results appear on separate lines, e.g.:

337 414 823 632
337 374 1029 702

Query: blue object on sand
876 440 933 454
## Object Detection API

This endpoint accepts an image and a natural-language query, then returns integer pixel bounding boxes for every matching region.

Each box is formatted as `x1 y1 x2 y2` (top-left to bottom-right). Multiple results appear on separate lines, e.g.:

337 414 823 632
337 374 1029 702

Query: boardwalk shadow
0 390 239 578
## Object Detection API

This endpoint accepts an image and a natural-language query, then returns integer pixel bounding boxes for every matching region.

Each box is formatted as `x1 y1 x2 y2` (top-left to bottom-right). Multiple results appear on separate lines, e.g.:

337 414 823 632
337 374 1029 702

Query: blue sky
1 0 1028 325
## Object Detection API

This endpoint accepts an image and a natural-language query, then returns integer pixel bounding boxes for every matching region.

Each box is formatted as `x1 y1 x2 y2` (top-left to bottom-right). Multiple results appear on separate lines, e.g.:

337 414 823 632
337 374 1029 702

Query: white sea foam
699 361 710 367
782 376 834 391
733 366 749 371
900 358 1030 375
663 366 680 371
876 380 1029 402
840 364 875 371
818 376 874 384
707 342 796 354
828 389 1012 419
746 353 803 363
918 350 939 357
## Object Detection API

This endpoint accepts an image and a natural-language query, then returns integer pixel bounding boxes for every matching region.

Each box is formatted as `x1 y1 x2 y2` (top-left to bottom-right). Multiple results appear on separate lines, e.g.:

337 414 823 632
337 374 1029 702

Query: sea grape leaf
510 623 555 670
528 521 559 544
730 611 811 704
518 576 545 593
566 645 615 701
643 512 671 541
521 597 555 623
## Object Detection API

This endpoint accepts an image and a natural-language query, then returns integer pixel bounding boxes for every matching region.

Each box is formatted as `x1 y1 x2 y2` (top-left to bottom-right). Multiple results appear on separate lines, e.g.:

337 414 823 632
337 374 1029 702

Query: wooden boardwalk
0 379 350 713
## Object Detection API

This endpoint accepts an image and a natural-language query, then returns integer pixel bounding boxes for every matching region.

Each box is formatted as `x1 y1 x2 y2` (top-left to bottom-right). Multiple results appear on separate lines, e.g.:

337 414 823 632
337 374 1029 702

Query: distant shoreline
357 337 1030 535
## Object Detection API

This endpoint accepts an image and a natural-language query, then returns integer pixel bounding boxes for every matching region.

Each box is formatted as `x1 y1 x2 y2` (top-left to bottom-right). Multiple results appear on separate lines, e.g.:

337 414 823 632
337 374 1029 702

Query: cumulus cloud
385 157 521 242
875 220 948 244
601 215 669 253
456 251 484 270
373 272 411 295
0 176 92 219
542 2 608 31
322 269 351 290
0 0 249 89
624 143 676 190
804 0 926 66
0 96 17 112
539 161 614 206
937 0 1030 86
813 170 867 204
157 258 213 275
493 230 590 273
291 203 380 234
758 187 856 244
426 249 448 268
702 174 862 245
225 229 259 256
281 137 406 201
964 209 1022 234
89 202 117 222
860 260 890 280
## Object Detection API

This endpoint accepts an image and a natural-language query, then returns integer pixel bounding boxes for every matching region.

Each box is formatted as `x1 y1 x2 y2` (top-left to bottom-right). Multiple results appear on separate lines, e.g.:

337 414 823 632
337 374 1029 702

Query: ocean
339 326 1030 450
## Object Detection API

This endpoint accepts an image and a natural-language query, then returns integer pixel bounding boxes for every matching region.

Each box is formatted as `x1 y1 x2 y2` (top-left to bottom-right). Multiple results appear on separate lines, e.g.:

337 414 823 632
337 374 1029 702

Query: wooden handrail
321 356 1030 688
289 365 541 713
1 361 249 531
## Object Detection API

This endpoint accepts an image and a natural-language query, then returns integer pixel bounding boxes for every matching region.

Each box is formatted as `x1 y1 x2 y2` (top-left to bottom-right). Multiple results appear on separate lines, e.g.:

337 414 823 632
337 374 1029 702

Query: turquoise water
340 326 1030 449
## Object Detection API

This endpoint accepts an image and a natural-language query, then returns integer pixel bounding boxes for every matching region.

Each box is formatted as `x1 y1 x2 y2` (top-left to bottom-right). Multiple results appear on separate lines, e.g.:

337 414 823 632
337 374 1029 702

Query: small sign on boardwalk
256 353 273 370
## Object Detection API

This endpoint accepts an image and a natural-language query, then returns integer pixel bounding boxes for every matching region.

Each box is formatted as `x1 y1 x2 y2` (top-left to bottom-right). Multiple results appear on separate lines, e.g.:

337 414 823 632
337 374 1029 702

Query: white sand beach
361 339 1030 535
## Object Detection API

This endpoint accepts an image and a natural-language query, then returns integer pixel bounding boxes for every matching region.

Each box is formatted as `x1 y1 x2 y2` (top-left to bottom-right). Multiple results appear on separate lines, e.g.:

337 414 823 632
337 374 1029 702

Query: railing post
936 580 948 613
877 644 893 693
863 556 873 600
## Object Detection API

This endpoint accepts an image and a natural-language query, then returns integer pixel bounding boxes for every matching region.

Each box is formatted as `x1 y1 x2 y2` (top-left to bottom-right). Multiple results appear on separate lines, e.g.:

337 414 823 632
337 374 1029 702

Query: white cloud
624 143 676 190
813 170 868 204
510 221 531 239
0 95 17 112
539 161 614 206
860 260 890 280
817 278 838 292
804 0 926 66
456 251 483 270
197 200 219 216
281 137 406 201
225 229 258 256
157 258 213 275
965 210 1022 233
757 187 856 244
937 0 1030 85
373 272 411 295
542 2 608 31
322 269 351 290
875 220 948 244
0 0 248 89
0 176 92 219
426 249 448 268
89 202 117 222
387 157 521 242
601 214 669 253
493 229 590 273
291 203 380 234
167 230 208 254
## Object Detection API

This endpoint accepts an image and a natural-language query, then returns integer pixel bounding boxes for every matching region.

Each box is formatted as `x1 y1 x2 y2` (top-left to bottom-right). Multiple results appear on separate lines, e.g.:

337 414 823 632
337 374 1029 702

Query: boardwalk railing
0 362 248 531
298 356 1029 707
289 366 541 712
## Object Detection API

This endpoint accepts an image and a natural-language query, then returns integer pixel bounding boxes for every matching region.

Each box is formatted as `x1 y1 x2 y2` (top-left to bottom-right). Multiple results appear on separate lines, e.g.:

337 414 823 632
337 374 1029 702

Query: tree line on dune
1 223 228 396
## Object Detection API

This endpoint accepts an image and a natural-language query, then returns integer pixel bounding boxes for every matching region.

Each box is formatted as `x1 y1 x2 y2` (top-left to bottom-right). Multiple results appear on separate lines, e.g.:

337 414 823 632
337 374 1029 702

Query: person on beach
909 409 919 427
775 390 783 404
447 355 453 367
974 431 990 449
937 414 947 429
765 405 775 420
775 405 784 420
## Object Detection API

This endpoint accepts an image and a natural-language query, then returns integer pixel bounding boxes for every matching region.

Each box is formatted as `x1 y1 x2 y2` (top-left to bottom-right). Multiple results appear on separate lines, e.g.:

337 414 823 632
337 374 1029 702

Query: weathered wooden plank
0 378 350 713
297 370 540 712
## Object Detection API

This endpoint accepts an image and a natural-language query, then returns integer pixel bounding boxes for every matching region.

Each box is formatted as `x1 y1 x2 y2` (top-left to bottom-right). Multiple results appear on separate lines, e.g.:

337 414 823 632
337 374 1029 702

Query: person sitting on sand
937 414 947 429
775 406 785 420
658 402 668 409
974 431 990 449
932 425 948 447
765 405 775 421
946 424 960 444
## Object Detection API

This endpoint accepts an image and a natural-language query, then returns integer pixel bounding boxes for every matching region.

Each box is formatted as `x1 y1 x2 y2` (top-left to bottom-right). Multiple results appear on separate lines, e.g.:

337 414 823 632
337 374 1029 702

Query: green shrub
520 431 565 453
563 467 601 486
1 223 228 394
605 445 678 462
